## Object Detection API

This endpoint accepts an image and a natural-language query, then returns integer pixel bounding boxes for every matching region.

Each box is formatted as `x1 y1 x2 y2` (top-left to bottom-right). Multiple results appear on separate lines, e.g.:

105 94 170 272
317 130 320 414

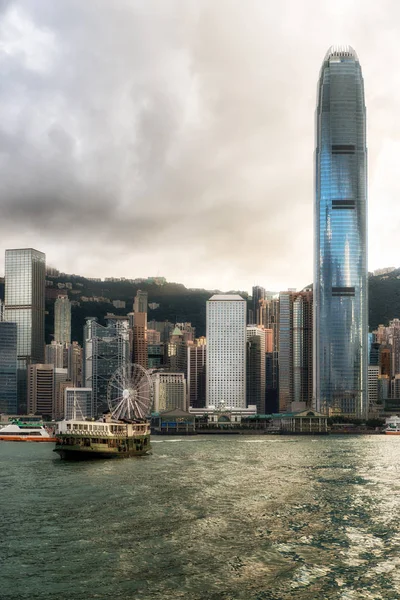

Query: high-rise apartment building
0 322 18 414
133 312 148 369
314 46 368 417
279 290 313 412
54 295 71 344
246 326 266 414
206 295 246 408
187 338 206 408
4 248 45 411
133 290 148 314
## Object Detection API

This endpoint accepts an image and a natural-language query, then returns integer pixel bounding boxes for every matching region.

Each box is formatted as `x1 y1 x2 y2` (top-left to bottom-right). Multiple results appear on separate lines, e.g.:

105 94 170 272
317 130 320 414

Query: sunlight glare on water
2 435 400 599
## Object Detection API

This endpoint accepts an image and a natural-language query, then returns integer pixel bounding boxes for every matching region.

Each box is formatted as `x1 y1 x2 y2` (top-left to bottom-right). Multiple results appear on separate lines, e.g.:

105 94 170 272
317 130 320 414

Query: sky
0 0 399 293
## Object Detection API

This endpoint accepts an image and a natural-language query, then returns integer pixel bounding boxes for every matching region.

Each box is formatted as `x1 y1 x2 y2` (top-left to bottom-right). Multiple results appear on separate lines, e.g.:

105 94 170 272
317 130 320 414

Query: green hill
2 270 400 344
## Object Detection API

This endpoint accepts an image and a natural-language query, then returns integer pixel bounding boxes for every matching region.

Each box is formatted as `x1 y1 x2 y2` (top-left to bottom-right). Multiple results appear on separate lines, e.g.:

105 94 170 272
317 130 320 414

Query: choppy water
2 435 400 599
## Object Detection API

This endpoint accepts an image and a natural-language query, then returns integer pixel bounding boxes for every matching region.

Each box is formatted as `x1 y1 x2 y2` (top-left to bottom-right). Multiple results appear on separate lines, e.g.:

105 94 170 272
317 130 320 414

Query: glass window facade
0 322 18 414
314 46 368 416
4 248 45 412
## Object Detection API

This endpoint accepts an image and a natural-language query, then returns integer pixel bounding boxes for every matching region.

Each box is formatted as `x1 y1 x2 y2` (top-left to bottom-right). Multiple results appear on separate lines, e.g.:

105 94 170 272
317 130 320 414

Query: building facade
84 317 130 415
64 388 93 420
0 322 18 414
187 338 207 408
314 46 368 416
4 248 45 411
54 295 71 345
279 290 313 412
246 326 266 414
152 372 187 412
206 294 246 408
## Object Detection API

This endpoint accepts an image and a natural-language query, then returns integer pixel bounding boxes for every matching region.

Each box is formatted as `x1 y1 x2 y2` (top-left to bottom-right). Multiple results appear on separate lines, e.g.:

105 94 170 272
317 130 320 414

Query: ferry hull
54 446 151 460
0 435 56 442
385 431 400 435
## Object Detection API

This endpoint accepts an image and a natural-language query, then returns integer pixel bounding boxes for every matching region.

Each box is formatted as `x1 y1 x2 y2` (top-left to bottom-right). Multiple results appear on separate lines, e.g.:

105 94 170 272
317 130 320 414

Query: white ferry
54 414 151 459
0 421 56 442
384 416 400 435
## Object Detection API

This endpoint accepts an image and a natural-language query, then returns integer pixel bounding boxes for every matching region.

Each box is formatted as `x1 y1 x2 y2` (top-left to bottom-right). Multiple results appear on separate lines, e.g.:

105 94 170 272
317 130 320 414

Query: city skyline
0 1 399 291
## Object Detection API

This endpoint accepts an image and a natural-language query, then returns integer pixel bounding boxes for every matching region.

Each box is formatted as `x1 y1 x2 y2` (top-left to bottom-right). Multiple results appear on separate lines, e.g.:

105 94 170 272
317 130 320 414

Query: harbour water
2 435 400 599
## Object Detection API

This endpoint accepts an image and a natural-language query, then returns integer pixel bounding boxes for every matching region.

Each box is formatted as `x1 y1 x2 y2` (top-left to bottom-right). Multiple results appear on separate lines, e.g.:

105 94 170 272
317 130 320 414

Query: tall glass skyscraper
0 322 17 414
314 46 368 417
4 248 46 412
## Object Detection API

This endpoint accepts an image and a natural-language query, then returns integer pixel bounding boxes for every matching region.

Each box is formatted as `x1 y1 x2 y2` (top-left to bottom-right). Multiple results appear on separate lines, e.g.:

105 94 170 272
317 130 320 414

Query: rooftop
324 45 358 61
208 294 245 301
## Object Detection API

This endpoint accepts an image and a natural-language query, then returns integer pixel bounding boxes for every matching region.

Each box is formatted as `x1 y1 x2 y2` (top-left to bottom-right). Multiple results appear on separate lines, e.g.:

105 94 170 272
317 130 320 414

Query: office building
368 365 380 413
187 338 207 408
166 327 187 373
45 341 65 369
4 248 45 411
84 317 130 415
246 326 266 414
279 290 313 412
67 341 83 387
206 294 246 408
0 322 18 414
27 364 54 418
153 372 187 412
54 295 71 344
314 46 368 416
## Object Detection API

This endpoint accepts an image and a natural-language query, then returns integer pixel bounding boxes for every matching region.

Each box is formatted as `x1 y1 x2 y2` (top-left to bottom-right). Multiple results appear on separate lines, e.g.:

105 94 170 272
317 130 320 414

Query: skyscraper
314 46 368 417
206 294 246 409
4 248 45 412
54 295 71 344
84 317 130 415
279 290 313 412
0 322 17 414
246 325 266 414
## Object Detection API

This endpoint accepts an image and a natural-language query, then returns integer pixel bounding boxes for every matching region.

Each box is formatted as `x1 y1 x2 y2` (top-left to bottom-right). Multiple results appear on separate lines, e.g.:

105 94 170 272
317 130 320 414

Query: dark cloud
0 0 398 290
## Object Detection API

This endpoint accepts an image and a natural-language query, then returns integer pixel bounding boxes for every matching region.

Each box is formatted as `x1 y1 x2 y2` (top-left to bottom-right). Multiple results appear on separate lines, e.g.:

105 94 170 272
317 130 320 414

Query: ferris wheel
107 363 153 421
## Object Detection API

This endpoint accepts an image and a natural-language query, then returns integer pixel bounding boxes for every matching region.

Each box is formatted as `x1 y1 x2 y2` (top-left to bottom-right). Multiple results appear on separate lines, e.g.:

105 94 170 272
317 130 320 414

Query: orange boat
0 422 56 442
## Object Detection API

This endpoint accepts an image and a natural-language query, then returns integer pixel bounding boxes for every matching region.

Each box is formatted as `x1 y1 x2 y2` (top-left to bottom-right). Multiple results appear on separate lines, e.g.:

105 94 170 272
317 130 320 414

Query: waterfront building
64 388 93 420
206 294 246 409
84 317 130 415
4 248 45 412
176 322 196 344
148 320 174 343
0 322 17 414
246 325 266 414
279 290 313 412
152 372 187 412
54 295 71 345
314 46 368 417
187 338 207 408
380 347 391 378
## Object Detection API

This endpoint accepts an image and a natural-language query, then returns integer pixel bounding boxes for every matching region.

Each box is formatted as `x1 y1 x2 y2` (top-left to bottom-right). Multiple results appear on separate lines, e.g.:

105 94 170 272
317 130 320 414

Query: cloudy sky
0 0 398 292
